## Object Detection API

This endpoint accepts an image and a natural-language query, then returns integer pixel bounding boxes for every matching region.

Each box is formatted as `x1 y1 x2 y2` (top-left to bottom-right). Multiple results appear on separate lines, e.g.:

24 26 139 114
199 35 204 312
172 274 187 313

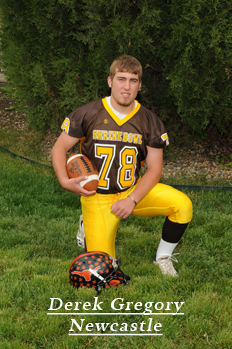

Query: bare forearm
52 131 78 188
130 168 162 204
130 147 163 204
52 145 69 188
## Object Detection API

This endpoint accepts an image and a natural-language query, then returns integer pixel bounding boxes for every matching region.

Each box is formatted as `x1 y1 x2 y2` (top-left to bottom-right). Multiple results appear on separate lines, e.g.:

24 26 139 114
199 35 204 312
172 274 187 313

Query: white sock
155 238 178 261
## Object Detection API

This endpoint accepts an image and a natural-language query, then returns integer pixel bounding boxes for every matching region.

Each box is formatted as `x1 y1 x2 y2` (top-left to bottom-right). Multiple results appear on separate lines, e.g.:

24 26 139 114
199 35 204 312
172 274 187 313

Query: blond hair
110 55 142 81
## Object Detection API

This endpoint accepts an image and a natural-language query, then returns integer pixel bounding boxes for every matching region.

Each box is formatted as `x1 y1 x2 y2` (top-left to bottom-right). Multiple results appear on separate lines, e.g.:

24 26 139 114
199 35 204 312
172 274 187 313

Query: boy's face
108 71 141 111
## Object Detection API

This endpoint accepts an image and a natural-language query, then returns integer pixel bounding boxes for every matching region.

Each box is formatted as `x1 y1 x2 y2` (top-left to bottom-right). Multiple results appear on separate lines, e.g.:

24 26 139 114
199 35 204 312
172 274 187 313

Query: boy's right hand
61 176 96 196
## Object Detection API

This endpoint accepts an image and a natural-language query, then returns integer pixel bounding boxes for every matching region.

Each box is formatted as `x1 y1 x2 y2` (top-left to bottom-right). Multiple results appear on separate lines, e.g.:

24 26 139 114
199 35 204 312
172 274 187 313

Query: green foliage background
0 0 232 137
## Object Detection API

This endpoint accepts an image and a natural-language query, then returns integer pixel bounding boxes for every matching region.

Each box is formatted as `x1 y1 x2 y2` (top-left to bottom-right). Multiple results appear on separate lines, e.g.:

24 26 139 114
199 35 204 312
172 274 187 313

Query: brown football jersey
61 98 169 194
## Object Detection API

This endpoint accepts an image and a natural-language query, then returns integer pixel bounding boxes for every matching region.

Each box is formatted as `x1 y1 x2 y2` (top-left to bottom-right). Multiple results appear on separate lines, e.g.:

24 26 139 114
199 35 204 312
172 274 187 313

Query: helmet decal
71 265 101 282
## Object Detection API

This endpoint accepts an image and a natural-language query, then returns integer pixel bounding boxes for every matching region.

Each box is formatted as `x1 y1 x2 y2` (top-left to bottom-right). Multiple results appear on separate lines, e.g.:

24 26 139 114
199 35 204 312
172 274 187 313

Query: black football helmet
69 252 130 294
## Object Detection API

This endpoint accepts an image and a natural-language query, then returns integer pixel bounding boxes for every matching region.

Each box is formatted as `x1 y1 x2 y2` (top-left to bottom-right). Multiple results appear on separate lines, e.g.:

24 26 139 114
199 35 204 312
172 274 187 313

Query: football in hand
67 154 99 191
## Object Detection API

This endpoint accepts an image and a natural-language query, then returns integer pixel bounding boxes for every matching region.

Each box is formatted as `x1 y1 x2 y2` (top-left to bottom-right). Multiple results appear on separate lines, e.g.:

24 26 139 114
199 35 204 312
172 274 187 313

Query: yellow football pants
81 183 193 258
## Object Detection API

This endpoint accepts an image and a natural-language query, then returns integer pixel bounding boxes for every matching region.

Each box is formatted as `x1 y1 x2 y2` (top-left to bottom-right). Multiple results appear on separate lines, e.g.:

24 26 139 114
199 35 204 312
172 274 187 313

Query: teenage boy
52 55 193 277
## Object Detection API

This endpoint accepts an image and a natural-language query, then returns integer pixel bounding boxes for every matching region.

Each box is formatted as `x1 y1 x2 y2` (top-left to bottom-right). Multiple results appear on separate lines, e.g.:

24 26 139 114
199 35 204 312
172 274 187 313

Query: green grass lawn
0 151 232 348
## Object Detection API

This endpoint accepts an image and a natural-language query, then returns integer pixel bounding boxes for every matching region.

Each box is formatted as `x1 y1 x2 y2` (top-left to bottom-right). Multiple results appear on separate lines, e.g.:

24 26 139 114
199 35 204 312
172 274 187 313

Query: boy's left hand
111 197 135 219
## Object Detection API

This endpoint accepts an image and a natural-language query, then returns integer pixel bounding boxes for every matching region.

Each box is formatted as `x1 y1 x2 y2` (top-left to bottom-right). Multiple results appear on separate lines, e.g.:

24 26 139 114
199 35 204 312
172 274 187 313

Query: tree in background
158 0 232 137
0 0 231 140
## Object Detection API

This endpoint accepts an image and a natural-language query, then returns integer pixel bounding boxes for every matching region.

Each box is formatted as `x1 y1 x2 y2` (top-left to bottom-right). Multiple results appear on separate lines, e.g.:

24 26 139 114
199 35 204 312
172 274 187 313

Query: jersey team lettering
93 130 142 145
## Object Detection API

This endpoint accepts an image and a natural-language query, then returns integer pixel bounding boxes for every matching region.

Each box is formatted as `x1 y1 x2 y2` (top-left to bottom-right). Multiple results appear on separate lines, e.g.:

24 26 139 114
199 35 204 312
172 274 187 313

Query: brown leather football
66 154 99 191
